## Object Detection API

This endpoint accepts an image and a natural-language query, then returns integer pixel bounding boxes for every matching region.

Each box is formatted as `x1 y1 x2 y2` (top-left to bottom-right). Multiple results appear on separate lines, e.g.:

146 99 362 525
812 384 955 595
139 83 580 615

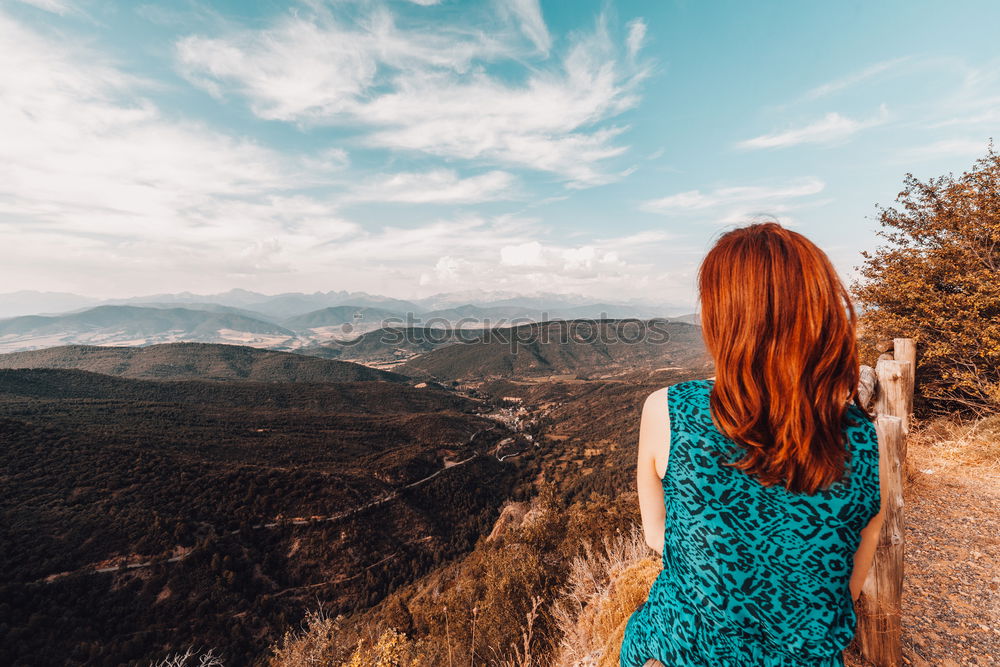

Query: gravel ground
844 432 1000 667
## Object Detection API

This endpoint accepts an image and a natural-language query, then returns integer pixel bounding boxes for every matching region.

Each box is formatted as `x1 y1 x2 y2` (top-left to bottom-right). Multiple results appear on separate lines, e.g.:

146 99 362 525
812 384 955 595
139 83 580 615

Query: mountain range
0 290 696 354
0 288 688 320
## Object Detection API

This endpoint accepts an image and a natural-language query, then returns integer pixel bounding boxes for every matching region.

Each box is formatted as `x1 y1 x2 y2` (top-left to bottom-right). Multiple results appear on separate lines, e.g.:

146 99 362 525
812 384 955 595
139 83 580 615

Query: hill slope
0 305 299 353
282 305 407 329
0 342 405 383
297 326 478 365
398 319 706 380
0 368 515 666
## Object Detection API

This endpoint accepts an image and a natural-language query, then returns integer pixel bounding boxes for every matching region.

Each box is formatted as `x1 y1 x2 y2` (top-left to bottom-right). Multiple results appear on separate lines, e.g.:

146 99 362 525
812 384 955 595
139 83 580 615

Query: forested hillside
398 320 706 381
0 342 403 383
0 367 517 666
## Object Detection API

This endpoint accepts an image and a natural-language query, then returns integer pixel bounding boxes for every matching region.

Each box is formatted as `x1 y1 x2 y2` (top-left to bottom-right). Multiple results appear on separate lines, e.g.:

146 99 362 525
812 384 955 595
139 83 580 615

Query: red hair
698 222 861 494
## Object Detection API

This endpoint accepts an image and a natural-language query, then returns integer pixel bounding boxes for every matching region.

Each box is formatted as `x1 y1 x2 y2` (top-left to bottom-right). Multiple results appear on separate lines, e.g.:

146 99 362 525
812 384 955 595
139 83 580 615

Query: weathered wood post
892 337 916 443
856 338 915 667
858 364 878 408
856 415 905 666
874 360 914 435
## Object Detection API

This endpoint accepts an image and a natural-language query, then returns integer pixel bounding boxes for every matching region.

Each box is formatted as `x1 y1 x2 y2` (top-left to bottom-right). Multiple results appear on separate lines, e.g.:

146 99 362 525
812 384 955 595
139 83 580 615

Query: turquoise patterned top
620 379 881 667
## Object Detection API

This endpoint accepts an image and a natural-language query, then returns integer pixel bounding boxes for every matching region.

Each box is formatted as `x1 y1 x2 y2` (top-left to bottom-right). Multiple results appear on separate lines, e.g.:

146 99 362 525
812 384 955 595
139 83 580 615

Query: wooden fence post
856 337 915 667
892 338 917 374
874 360 914 436
856 415 905 667
893 337 916 432
858 364 878 409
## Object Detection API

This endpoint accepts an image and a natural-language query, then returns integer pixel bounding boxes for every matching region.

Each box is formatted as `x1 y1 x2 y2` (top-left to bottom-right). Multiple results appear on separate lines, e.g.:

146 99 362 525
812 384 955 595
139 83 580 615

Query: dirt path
845 429 1000 667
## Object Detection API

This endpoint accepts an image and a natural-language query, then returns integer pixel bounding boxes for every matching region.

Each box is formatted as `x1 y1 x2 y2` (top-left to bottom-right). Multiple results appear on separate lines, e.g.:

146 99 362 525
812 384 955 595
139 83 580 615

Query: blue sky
2 0 997 309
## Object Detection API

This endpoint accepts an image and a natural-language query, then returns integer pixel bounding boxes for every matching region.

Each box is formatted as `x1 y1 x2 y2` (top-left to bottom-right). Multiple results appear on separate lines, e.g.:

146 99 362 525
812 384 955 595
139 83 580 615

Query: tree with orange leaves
853 143 1000 414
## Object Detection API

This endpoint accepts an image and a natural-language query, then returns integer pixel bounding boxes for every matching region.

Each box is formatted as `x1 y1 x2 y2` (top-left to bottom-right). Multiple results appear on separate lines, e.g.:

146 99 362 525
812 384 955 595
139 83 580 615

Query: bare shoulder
638 387 671 478
640 387 671 431
642 386 670 414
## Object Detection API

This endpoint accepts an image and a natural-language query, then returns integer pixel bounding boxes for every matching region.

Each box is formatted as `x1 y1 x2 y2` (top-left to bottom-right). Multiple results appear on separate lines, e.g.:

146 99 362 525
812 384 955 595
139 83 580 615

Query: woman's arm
849 462 888 601
850 507 885 601
637 387 670 555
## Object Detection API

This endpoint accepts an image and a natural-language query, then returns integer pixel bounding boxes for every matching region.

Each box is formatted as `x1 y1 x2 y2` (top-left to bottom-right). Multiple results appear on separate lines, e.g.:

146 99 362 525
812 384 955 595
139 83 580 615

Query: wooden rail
855 337 915 667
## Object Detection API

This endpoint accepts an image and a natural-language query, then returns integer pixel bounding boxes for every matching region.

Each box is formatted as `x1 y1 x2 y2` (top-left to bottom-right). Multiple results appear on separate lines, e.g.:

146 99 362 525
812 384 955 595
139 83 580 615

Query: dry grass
914 415 1000 468
149 647 223 667
550 525 660 667
494 596 544 667
269 607 440 667
268 606 348 666
906 415 1000 487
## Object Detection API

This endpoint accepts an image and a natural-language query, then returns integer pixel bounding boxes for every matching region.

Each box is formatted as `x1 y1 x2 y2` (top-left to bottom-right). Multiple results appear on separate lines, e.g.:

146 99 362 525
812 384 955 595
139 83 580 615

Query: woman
620 222 886 667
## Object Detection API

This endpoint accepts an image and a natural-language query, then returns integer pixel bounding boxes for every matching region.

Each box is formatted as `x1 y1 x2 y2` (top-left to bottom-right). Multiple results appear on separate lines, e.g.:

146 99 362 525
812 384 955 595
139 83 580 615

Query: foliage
550 526 659 667
342 628 439 667
1 345 704 665
909 412 1000 468
270 609 440 667
0 341 403 383
852 143 1000 413
398 320 707 382
268 488 646 667
0 369 514 666
149 647 224 667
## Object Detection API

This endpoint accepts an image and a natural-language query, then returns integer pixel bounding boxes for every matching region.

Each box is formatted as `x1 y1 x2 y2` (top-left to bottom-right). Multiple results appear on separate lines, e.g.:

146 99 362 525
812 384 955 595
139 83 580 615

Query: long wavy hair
698 221 862 494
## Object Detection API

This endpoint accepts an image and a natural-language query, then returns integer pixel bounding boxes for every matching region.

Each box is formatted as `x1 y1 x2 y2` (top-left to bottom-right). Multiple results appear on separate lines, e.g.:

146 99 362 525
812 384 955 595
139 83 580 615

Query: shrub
852 143 1000 414
550 525 659 667
267 488 645 666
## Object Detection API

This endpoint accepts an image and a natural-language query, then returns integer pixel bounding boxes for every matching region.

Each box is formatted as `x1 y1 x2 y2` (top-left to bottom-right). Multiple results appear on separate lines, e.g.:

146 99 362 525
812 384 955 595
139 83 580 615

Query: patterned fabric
620 379 881 667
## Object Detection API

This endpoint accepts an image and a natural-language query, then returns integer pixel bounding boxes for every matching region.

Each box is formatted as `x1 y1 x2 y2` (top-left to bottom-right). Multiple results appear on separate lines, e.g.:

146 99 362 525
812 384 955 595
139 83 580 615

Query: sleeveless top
620 379 881 667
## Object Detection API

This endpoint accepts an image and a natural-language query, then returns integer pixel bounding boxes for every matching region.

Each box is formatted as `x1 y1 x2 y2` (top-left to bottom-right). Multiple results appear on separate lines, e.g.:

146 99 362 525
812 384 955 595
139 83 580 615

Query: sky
2 0 998 309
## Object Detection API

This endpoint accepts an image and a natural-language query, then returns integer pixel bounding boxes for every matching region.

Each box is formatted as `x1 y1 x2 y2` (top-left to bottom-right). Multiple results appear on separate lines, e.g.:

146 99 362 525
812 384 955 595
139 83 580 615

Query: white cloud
495 238 628 278
626 19 646 59
802 58 908 101
893 138 992 162
640 179 832 227
918 57 1000 130
360 24 644 186
927 109 1000 128
210 213 686 302
11 0 75 15
499 0 551 54
596 229 671 246
0 6 680 302
176 4 648 187
348 169 517 204
494 231 675 280
714 209 797 228
194 205 684 298
641 178 826 213
500 241 546 267
175 9 514 122
793 57 1000 142
0 11 361 291
737 105 889 150
177 17 378 121
424 255 468 284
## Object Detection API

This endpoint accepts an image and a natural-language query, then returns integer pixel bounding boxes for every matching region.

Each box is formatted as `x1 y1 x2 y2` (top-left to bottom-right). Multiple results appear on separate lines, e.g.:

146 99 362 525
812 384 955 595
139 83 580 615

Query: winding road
39 453 482 583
